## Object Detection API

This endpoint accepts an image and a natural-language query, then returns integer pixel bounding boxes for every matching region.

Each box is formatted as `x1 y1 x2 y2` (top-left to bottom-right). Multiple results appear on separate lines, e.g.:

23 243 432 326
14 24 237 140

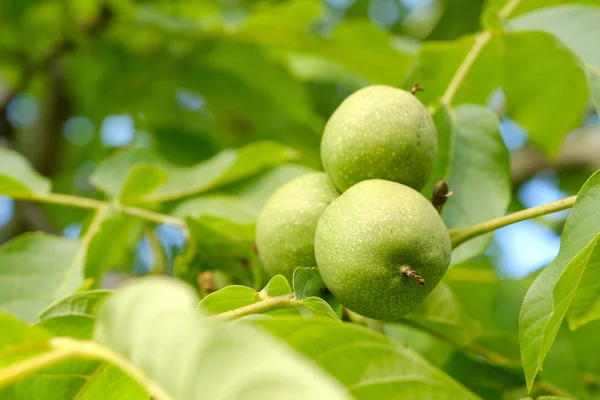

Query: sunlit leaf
406 35 501 107
508 4 600 69
84 213 145 285
0 312 50 368
0 148 51 196
95 277 350 399
520 169 600 389
0 233 80 323
502 31 589 156
256 317 479 399
39 290 113 338
91 141 298 202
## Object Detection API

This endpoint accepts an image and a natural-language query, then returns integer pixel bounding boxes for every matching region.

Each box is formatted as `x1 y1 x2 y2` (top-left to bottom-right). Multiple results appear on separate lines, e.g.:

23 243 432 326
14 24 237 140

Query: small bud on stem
431 180 453 214
401 267 425 286
410 83 424 95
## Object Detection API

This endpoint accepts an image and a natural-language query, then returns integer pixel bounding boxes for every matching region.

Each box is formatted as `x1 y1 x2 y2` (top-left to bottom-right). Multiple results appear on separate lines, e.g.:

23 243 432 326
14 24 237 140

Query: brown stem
401 267 425 286
410 82 424 95
431 180 453 214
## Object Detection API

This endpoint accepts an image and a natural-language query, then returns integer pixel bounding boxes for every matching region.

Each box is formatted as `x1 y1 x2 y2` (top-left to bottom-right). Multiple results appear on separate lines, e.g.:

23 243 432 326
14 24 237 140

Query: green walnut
321 85 437 192
255 172 339 280
314 179 451 320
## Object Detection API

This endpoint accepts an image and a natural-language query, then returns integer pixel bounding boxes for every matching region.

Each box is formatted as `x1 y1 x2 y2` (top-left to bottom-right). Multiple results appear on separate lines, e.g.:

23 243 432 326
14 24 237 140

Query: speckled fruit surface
321 85 437 192
314 179 451 321
256 172 340 280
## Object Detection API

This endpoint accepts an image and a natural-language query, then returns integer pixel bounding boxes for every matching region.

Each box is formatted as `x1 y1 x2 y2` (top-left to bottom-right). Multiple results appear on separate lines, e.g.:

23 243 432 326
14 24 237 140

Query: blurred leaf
118 164 168 206
0 233 80 323
502 31 588 156
238 0 417 85
84 213 145 285
384 323 455 368
95 277 350 398
14 290 150 400
426 0 484 41
482 0 599 22
307 20 418 86
91 141 298 202
0 312 50 368
177 216 258 287
39 290 113 339
12 362 150 400
520 170 600 389
405 35 501 107
221 164 314 210
0 148 51 196
256 317 479 399
443 105 511 264
172 194 258 223
404 283 482 347
292 267 325 300
508 5 600 69
443 258 499 329
172 164 313 222
443 352 524 400
587 65 600 113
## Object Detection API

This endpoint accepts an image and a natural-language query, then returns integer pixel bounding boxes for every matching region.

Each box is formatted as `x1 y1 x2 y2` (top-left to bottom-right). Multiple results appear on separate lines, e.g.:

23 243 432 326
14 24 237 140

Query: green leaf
91 141 298 202
177 216 258 287
95 277 350 399
292 267 325 300
520 169 600 389
502 31 589 156
442 352 525 400
405 35 501 107
306 20 417 86
300 297 339 320
221 164 314 211
442 105 511 264
172 164 314 223
0 148 51 196
1 304 148 400
0 312 50 368
261 274 293 297
404 283 482 347
39 290 113 339
12 363 150 400
238 0 417 85
172 194 258 223
426 0 484 41
508 5 600 69
200 274 291 315
200 285 259 314
587 65 600 113
118 164 168 206
84 213 145 285
0 233 81 323
566 246 600 329
255 317 479 399
482 0 599 23
199 275 338 319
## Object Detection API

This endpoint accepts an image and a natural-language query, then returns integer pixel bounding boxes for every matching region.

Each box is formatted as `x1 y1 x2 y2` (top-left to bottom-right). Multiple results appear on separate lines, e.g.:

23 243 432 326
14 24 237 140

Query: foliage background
1 0 600 399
